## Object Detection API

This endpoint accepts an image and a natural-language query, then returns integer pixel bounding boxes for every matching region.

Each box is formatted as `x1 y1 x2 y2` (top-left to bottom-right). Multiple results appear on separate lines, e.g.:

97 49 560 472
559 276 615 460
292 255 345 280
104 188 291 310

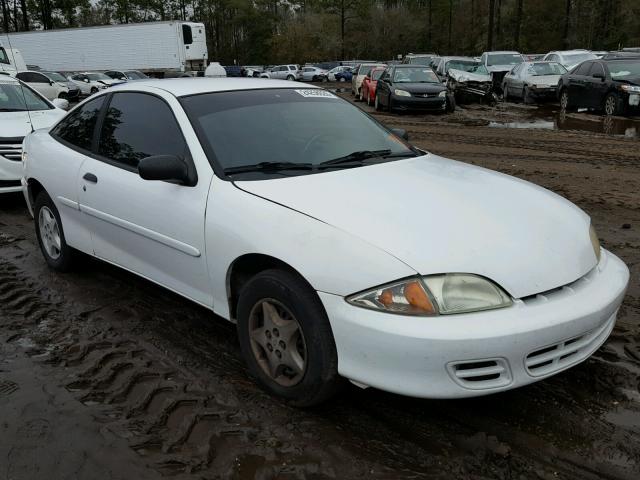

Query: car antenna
3 30 34 132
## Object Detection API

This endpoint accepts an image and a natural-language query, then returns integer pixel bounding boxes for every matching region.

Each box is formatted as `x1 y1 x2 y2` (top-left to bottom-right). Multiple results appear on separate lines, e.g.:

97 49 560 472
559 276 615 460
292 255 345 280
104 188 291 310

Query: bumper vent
447 358 512 390
525 315 615 377
0 180 21 188
0 137 23 162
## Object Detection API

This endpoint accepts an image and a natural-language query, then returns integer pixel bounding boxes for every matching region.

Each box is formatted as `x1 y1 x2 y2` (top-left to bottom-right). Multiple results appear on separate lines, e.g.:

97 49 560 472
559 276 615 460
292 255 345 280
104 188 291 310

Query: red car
361 67 386 106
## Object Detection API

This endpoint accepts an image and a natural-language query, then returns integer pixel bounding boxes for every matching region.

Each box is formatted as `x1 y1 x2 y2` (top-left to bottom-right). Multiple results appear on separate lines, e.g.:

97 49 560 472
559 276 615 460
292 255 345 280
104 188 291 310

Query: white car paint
542 50 597 71
15 71 71 101
21 78 629 399
0 77 66 194
68 72 122 95
352 63 385 96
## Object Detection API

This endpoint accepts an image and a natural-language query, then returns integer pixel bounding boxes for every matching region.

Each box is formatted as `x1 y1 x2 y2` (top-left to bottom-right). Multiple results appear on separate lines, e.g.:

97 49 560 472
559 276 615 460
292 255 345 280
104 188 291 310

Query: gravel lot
1 83 639 479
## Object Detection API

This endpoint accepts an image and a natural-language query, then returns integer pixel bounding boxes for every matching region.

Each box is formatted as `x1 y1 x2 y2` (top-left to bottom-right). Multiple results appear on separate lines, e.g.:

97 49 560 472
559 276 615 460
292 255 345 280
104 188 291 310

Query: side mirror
593 72 605 80
391 128 409 141
49 81 54 86
138 155 194 185
52 98 69 110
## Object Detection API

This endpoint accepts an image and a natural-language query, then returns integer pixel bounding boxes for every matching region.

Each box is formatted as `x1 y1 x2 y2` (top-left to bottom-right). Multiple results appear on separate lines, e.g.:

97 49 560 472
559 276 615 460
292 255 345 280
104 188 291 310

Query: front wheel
604 92 624 116
560 88 574 112
523 86 532 104
374 93 383 111
236 269 344 407
90 87 98 94
34 191 75 272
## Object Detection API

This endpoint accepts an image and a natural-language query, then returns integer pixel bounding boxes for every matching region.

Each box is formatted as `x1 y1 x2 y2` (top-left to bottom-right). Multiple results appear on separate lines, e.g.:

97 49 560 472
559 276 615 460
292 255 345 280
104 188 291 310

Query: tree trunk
514 0 523 49
428 0 432 48
448 0 453 53
562 0 572 48
1 0 9 32
487 0 495 50
340 0 345 60
19 0 27 30
496 0 502 49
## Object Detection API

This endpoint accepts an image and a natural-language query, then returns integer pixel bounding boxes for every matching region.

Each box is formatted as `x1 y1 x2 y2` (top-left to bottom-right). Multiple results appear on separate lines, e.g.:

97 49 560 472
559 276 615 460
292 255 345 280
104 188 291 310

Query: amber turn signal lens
404 281 436 314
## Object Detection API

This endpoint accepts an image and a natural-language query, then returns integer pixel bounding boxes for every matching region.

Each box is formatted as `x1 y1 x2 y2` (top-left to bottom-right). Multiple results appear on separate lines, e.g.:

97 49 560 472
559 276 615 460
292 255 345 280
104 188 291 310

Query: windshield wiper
320 149 418 168
224 161 316 175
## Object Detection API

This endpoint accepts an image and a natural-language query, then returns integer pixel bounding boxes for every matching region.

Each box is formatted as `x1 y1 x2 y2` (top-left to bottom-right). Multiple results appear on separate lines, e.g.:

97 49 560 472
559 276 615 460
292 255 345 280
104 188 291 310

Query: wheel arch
226 253 314 321
26 177 46 208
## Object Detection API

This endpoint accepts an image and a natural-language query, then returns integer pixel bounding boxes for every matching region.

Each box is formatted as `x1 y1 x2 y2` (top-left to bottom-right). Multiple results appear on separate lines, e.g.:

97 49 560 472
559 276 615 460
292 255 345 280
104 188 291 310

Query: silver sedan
502 61 568 103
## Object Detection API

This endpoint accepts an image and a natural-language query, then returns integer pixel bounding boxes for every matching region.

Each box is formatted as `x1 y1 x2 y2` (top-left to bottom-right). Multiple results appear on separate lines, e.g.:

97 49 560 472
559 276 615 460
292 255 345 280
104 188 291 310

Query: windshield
44 72 67 82
0 48 9 65
125 71 147 79
408 56 434 65
87 73 111 81
526 62 567 76
393 67 439 83
447 60 488 74
563 53 596 64
609 61 640 79
181 89 415 176
487 54 523 66
371 69 384 80
0 82 51 111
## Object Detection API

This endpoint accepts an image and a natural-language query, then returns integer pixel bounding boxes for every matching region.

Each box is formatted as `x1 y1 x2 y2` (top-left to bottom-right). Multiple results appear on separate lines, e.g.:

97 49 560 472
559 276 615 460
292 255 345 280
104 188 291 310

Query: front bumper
320 249 629 398
529 86 558 99
391 94 446 111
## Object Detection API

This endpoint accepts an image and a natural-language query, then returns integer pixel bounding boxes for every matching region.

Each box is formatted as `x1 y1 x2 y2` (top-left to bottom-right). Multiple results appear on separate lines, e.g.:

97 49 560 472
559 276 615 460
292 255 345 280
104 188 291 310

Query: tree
487 0 495 50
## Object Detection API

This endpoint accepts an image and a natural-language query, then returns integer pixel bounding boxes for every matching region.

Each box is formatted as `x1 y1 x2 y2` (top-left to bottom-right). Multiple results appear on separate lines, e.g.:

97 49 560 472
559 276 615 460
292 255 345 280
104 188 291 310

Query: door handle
83 173 98 183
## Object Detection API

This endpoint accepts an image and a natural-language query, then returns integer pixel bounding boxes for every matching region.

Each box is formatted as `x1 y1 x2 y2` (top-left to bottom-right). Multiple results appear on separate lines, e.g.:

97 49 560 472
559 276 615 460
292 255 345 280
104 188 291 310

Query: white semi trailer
1 21 208 77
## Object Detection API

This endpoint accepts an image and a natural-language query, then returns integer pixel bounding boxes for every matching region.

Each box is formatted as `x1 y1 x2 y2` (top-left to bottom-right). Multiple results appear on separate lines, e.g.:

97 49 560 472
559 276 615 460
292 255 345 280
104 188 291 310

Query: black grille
0 137 23 162
0 180 21 188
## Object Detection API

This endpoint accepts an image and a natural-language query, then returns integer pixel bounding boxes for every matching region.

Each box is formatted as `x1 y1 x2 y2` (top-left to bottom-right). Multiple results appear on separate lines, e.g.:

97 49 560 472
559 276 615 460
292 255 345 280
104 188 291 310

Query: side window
51 95 105 151
15 72 28 82
589 63 605 77
32 73 48 83
98 93 187 169
574 62 592 76
182 24 193 45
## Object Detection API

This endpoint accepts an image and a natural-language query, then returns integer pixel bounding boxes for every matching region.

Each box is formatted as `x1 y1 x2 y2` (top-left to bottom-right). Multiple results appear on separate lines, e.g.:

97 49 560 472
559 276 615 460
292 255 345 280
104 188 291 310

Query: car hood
448 69 492 83
0 109 66 136
393 82 445 94
526 74 562 86
235 155 597 299
487 65 517 73
618 76 640 86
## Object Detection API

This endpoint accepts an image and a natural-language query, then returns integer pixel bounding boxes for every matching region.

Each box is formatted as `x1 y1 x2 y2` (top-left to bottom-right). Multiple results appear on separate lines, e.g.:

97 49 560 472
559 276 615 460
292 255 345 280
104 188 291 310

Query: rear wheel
560 88 574 112
286 74 295 81
90 87 98 94
34 191 75 272
604 92 624 116
236 269 344 407
523 86 532 104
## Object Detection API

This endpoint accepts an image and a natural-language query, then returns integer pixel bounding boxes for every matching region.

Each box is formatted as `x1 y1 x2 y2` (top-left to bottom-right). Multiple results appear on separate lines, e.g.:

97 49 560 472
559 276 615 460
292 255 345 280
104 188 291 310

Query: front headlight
438 90 447 97
347 274 512 316
620 84 640 93
590 223 601 262
394 89 411 97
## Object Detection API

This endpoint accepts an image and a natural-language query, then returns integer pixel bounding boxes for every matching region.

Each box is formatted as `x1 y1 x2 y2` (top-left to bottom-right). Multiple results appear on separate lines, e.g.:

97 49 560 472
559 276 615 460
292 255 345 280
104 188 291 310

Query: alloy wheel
605 96 616 116
39 206 62 260
248 299 307 387
560 91 569 110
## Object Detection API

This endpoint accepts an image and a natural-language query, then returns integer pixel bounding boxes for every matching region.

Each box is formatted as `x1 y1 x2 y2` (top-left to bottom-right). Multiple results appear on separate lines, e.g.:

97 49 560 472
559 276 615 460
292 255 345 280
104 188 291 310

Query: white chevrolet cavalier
22 79 629 406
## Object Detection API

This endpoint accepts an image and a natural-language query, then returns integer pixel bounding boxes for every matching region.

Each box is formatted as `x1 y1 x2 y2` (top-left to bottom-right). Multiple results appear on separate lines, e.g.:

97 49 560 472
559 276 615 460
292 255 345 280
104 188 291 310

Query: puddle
488 109 640 138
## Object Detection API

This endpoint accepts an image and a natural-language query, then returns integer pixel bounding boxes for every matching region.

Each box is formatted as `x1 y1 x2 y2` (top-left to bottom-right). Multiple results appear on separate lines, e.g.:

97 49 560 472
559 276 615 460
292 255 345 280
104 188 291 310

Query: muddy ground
1 82 639 480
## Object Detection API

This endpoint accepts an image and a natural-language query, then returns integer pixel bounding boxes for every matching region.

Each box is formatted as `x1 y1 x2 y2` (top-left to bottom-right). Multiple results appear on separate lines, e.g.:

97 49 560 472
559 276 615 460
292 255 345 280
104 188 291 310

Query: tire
90 87 98 94
286 75 295 81
559 88 575 112
388 95 394 113
374 93 382 111
604 92 624 116
339 77 346 82
236 269 344 407
502 83 510 101
523 86 532 104
446 93 456 113
34 191 75 272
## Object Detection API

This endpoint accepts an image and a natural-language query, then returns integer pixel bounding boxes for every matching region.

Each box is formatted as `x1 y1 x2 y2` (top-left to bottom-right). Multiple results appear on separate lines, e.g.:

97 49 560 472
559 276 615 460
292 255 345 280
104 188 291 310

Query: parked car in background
301 66 328 82
480 51 525 92
434 56 476 80
558 57 640 116
446 61 495 105
352 63 386 98
104 70 149 81
22 79 628 406
68 72 122 95
334 68 353 82
360 66 385 105
375 65 448 112
327 65 351 81
223 65 243 77
403 53 439 66
0 76 66 194
502 61 567 103
542 50 597 71
15 70 80 101
263 65 301 81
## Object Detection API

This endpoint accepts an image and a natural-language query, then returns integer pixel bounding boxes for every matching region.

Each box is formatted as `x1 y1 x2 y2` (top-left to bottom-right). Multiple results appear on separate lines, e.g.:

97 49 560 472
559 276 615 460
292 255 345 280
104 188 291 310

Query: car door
568 61 591 104
32 72 57 100
72 74 89 94
77 91 214 306
587 62 608 109
378 69 391 106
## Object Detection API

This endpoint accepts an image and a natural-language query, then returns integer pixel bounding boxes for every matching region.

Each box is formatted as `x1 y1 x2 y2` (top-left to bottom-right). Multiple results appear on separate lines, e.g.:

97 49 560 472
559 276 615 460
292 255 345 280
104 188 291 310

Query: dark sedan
558 57 640 116
374 65 447 113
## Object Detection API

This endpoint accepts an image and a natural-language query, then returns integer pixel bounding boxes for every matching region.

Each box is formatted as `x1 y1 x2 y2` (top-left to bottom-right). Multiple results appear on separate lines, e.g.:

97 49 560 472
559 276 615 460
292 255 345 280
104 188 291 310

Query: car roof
548 49 592 55
485 51 522 55
109 78 323 97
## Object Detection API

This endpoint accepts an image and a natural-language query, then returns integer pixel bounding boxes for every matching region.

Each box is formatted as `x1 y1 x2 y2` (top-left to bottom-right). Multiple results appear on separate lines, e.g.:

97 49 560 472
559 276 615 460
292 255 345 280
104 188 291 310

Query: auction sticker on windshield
295 89 336 98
